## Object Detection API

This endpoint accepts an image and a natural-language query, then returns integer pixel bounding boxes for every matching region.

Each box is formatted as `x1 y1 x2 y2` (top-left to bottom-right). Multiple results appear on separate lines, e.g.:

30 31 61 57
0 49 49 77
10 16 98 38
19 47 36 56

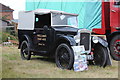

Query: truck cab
92 0 120 61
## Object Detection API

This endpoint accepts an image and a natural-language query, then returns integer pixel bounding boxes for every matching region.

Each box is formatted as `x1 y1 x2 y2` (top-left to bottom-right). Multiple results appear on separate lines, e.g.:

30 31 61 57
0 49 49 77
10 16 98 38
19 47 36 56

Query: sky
0 0 25 19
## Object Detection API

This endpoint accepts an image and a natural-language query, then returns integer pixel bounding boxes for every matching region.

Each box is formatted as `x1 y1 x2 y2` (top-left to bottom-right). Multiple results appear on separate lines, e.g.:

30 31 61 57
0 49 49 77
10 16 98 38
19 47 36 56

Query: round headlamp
74 30 80 43
92 36 99 43
74 35 80 43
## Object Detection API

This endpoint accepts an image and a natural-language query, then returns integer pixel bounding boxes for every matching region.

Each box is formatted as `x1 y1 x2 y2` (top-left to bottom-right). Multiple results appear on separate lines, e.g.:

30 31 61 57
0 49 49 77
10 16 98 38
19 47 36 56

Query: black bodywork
18 13 80 56
18 26 78 56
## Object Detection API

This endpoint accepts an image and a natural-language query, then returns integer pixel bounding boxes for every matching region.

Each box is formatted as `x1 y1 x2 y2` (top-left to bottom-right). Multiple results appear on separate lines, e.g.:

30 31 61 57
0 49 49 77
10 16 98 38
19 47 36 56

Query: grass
1 45 119 78
0 45 2 79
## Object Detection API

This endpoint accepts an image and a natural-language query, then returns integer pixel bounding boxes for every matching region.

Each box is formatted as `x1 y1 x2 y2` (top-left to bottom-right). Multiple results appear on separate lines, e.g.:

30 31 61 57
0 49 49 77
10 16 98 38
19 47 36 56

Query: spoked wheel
92 44 107 67
55 43 74 70
110 35 120 61
20 41 31 60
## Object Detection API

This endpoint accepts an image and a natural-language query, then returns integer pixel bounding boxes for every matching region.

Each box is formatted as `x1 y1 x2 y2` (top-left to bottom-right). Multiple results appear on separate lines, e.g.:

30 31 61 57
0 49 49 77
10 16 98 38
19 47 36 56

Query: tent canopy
26 0 102 30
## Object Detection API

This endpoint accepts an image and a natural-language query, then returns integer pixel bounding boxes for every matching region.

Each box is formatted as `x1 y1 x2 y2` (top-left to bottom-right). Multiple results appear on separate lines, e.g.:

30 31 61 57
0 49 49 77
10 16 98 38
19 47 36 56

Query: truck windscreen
52 13 78 27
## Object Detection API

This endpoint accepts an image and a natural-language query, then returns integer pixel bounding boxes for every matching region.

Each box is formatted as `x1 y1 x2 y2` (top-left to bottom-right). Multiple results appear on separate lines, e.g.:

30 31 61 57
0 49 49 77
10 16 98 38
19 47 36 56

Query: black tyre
93 44 107 67
110 35 120 61
55 43 74 69
20 40 31 60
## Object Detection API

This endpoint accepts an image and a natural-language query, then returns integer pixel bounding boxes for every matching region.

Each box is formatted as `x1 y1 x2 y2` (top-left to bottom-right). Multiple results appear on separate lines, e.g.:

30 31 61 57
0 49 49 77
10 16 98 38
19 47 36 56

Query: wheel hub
23 48 28 55
58 48 70 69
114 40 120 55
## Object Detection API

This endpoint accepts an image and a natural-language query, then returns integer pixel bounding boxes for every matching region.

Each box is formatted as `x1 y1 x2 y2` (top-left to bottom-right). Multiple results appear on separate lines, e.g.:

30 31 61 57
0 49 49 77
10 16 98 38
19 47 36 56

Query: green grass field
1 45 119 78
0 45 2 79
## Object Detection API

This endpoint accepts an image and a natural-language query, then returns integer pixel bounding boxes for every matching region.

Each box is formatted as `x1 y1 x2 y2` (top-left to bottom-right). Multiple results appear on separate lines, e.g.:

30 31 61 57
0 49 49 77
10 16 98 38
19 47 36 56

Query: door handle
111 10 116 12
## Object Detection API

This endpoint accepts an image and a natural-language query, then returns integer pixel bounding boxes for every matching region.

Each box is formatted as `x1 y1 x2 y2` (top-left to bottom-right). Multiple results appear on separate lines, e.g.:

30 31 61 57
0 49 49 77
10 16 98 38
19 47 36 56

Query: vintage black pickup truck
18 9 111 69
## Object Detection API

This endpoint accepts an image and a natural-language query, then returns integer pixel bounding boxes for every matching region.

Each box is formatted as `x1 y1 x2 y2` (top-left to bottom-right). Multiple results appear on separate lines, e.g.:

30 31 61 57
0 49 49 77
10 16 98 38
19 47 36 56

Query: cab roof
21 9 78 16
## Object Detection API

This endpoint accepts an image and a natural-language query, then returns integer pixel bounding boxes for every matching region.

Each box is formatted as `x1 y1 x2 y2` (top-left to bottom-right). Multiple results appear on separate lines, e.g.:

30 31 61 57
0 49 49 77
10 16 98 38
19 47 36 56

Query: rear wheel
110 35 120 61
55 43 74 70
20 40 31 60
92 44 107 67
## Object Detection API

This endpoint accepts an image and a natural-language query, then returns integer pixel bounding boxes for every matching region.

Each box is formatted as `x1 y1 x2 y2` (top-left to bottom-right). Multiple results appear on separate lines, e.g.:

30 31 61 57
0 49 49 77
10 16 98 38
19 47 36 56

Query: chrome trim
78 29 91 54
51 13 53 27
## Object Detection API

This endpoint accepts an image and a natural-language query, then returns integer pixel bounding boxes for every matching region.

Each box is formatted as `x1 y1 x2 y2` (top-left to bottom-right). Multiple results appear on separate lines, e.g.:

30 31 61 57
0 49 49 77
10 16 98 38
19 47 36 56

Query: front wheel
92 44 107 67
110 35 120 61
55 43 74 70
20 40 31 60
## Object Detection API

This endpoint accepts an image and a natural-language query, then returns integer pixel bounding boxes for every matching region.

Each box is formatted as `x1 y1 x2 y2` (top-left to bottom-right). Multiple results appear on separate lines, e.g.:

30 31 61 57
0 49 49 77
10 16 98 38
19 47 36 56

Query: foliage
6 27 17 36
0 32 18 43
1 15 10 20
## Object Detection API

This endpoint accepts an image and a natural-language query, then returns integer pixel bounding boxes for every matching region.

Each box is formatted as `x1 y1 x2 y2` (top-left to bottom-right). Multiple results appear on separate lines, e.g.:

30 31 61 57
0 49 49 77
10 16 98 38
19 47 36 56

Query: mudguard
19 35 33 49
98 37 108 47
110 30 120 36
57 35 77 46
106 47 112 66
92 37 112 66
108 31 120 42
97 37 112 66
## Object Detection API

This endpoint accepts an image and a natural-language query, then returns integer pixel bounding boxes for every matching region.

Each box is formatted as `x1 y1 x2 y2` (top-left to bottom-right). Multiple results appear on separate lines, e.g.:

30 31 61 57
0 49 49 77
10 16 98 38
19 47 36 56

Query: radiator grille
80 33 90 51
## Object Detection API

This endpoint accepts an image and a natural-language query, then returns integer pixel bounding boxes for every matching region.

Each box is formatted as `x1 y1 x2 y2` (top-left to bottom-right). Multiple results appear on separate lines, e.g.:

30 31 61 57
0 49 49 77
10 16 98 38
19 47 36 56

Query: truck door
33 14 51 52
110 0 120 32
